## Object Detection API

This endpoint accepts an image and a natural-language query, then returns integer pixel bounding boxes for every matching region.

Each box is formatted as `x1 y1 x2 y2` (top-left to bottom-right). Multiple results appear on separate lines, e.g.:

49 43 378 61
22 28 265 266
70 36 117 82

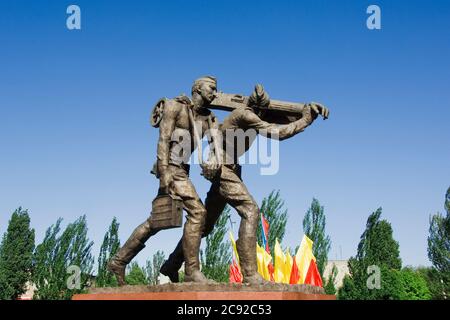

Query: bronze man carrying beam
108 76 221 285
160 83 329 284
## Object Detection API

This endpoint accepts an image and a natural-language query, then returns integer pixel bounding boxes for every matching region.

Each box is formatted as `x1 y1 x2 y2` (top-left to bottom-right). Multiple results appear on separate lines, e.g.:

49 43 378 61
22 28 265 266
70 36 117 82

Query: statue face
198 81 217 104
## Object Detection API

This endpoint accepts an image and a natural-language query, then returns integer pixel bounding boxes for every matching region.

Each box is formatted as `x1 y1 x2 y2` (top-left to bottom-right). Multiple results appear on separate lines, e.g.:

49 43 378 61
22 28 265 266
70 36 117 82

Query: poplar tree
33 216 94 300
427 187 450 299
0 208 35 300
96 217 120 287
146 250 165 285
257 190 288 255
338 208 402 300
302 198 331 278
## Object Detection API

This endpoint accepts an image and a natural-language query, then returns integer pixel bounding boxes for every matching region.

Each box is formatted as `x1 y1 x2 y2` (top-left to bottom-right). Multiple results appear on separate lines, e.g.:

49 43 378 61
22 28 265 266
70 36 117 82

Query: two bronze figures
107 76 329 285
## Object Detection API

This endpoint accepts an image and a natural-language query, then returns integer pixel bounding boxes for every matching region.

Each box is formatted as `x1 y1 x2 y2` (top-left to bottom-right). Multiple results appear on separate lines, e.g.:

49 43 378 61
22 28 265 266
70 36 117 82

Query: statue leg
219 166 268 284
203 183 228 237
170 167 212 283
107 218 159 286
160 181 226 282
160 239 183 283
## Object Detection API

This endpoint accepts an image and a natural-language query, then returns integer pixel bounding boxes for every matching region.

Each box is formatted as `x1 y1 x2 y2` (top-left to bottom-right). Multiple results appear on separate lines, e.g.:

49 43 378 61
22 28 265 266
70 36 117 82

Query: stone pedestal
72 283 336 300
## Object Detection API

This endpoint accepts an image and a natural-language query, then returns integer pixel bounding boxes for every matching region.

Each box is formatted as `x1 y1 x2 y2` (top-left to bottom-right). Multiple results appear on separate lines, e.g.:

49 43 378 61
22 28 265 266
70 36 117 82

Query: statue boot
237 237 270 285
160 239 184 283
182 221 216 284
107 220 156 286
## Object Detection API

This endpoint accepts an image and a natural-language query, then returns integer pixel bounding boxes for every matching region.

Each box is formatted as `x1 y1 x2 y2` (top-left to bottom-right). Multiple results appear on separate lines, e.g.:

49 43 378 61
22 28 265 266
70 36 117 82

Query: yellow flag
256 243 272 280
229 231 240 266
284 248 293 284
295 235 316 284
273 239 286 283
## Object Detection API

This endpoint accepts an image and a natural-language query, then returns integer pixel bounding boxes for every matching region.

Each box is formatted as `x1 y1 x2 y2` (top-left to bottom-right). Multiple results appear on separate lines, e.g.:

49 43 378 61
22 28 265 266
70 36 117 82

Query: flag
268 262 275 281
256 243 265 278
229 231 242 283
256 242 272 280
229 258 243 283
273 239 287 283
260 212 270 253
229 231 240 266
284 248 293 284
295 235 316 284
289 255 300 284
304 259 323 287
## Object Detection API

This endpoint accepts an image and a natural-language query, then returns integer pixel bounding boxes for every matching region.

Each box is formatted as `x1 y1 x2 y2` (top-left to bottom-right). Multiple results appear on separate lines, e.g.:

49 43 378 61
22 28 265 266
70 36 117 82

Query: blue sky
0 0 449 269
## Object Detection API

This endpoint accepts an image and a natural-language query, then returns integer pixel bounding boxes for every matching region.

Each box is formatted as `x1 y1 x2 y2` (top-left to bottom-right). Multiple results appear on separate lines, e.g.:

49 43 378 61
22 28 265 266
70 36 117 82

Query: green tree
446 186 450 214
33 216 94 300
338 208 402 300
338 275 358 300
146 250 165 285
397 268 431 300
355 208 402 270
302 198 331 278
32 218 62 300
427 187 450 299
200 206 231 282
0 208 35 300
324 263 338 295
96 217 120 287
416 267 447 300
257 190 288 255
126 261 148 285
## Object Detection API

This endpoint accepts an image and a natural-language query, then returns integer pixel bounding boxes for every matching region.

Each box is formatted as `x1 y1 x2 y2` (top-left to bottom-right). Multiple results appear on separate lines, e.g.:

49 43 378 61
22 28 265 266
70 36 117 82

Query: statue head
191 76 217 106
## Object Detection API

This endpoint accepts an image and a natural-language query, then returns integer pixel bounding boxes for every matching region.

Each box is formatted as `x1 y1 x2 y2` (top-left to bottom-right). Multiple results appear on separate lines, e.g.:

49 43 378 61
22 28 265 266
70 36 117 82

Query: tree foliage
302 198 331 277
397 268 431 300
324 263 338 295
257 190 288 255
146 250 165 285
426 187 450 299
96 217 120 287
0 208 35 300
126 261 147 285
416 266 448 300
32 216 94 300
427 187 450 273
200 206 231 282
338 208 402 300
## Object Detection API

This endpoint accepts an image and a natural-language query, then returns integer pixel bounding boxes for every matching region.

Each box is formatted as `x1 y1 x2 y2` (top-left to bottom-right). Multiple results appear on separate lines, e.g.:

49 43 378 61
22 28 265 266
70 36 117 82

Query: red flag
260 212 270 253
229 258 243 283
289 256 300 284
304 259 323 287
268 262 275 281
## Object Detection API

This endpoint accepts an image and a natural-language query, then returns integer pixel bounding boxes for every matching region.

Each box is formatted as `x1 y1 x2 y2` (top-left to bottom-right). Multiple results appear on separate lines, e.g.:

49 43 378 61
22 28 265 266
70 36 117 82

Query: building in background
323 260 349 289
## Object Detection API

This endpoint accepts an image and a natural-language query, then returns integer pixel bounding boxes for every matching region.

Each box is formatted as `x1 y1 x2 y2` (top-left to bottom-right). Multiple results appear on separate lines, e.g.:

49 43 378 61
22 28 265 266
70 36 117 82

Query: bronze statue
108 76 221 285
160 84 329 284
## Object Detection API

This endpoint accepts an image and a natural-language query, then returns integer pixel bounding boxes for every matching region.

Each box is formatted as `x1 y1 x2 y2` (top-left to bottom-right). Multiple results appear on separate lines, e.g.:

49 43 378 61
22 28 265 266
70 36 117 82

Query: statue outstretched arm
244 85 328 140
242 110 313 140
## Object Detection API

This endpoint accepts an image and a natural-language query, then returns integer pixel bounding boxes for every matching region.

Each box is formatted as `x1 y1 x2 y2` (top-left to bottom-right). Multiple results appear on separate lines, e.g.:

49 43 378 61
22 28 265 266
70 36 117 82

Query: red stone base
73 291 335 300
72 283 336 300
